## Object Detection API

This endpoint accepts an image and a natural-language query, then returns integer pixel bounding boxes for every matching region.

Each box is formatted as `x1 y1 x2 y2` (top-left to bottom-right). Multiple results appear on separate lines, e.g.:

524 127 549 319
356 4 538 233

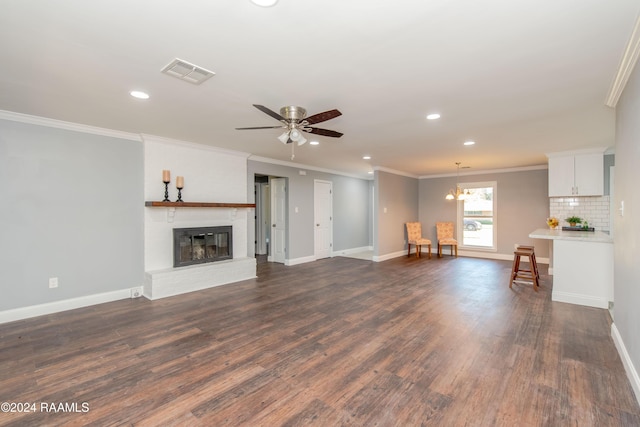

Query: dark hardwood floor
1 256 639 426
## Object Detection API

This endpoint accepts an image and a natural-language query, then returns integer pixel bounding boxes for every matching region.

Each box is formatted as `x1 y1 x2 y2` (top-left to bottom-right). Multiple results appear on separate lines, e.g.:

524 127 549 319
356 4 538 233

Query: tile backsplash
549 196 611 232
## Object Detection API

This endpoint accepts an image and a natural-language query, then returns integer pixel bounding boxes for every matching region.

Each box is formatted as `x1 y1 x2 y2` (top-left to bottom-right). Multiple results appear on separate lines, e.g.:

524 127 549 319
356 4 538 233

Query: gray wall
332 174 371 252
247 160 370 260
604 153 615 196
614 59 640 385
0 119 144 311
418 168 550 258
374 170 419 256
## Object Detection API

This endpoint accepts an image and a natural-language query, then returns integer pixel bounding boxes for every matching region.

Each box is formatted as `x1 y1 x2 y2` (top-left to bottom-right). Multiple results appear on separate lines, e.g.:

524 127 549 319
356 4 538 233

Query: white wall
143 135 251 271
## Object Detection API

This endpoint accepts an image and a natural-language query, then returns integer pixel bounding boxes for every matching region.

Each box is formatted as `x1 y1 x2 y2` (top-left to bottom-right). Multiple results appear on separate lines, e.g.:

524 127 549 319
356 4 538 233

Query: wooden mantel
145 201 255 208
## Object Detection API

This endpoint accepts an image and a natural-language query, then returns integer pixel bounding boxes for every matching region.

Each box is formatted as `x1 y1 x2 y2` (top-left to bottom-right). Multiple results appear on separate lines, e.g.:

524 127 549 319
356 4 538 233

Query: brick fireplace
143 134 257 301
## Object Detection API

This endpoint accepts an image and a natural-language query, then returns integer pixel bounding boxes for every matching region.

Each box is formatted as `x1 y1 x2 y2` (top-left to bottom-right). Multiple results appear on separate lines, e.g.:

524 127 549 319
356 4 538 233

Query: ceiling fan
236 104 343 146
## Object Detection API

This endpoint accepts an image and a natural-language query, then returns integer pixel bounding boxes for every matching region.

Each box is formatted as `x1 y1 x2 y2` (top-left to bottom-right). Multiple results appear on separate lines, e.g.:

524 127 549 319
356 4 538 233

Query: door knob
272 224 276 227
316 223 320 226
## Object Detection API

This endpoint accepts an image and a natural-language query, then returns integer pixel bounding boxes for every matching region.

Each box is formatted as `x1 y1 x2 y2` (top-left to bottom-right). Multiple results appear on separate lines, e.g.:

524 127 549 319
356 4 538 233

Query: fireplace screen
173 226 232 267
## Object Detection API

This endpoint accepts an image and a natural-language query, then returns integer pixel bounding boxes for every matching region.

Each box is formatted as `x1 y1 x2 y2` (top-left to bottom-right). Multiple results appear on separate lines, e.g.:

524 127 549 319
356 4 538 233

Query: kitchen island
529 228 613 309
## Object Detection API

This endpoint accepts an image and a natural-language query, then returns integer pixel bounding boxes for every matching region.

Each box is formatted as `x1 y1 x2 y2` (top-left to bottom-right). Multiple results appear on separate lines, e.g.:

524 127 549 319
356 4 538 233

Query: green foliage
565 216 582 224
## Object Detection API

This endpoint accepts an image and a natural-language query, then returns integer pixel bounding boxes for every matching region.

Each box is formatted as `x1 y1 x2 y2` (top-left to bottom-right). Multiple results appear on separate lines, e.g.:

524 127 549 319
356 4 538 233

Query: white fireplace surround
143 135 256 299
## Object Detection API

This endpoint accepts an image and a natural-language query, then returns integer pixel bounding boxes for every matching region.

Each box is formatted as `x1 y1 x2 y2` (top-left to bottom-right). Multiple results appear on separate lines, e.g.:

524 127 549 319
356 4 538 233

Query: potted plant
565 216 582 227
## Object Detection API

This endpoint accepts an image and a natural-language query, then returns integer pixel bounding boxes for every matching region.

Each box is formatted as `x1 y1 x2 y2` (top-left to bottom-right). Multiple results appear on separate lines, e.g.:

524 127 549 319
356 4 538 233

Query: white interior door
314 180 333 259
270 178 286 263
255 182 269 255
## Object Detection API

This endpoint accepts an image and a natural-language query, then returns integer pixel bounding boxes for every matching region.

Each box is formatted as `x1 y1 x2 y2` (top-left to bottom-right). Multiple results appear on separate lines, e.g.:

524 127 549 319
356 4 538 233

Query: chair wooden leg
454 245 458 257
428 243 432 259
438 243 442 258
529 254 539 291
509 254 519 288
407 243 411 258
416 244 421 258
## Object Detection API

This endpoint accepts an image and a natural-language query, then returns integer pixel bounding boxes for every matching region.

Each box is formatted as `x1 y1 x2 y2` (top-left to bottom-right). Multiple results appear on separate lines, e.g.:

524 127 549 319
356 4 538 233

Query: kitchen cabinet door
548 155 575 197
548 153 603 197
574 153 603 196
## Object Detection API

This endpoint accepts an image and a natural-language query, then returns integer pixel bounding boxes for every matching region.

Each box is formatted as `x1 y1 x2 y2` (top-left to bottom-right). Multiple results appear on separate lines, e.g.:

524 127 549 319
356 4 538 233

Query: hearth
173 226 232 267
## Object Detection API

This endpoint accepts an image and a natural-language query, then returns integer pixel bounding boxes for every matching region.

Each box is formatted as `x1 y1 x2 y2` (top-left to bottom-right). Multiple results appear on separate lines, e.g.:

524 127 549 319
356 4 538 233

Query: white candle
176 176 184 188
162 170 170 182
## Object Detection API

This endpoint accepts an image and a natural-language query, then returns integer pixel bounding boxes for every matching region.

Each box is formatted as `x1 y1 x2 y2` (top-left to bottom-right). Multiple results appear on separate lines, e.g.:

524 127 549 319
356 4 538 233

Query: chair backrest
436 222 455 240
405 222 423 240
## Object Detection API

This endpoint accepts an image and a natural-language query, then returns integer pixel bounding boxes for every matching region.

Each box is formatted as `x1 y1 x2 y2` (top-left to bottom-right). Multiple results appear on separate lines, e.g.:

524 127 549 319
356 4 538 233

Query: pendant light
445 162 467 201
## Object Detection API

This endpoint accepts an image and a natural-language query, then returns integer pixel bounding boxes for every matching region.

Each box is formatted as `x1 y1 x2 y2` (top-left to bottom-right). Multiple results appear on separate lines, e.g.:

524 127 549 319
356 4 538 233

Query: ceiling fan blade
304 127 343 138
304 109 342 125
235 126 285 130
253 104 287 122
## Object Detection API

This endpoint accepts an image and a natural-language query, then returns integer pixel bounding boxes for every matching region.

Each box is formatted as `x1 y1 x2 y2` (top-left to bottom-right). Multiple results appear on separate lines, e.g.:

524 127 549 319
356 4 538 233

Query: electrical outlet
130 287 143 298
49 277 58 288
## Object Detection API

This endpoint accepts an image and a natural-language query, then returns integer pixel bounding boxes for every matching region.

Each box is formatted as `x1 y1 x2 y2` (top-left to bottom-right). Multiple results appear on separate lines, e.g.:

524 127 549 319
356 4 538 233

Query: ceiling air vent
161 58 215 85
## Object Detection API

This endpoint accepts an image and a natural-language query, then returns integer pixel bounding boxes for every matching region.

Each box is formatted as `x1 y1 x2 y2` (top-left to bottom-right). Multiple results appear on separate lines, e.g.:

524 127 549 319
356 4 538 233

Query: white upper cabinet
547 150 605 197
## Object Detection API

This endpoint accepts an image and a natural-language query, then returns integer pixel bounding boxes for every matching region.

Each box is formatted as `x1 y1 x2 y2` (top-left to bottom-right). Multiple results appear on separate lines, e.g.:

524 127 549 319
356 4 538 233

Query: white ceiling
1 0 639 178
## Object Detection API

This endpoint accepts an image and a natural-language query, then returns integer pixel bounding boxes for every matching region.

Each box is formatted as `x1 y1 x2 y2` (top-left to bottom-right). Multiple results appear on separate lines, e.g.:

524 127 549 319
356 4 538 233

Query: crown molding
606 14 640 107
249 155 370 180
0 110 142 141
140 134 251 158
545 147 609 158
373 166 419 179
420 164 547 179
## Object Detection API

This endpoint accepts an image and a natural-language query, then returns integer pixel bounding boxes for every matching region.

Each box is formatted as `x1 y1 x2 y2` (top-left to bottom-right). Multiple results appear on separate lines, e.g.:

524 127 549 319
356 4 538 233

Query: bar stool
509 245 539 291
516 245 539 282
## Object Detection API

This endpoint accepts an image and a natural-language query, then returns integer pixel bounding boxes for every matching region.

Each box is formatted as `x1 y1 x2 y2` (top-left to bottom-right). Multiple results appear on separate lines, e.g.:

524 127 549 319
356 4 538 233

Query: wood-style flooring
1 256 639 426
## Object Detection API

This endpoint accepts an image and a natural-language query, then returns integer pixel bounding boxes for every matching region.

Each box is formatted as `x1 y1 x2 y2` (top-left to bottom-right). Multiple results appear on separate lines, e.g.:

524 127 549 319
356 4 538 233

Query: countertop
529 228 613 243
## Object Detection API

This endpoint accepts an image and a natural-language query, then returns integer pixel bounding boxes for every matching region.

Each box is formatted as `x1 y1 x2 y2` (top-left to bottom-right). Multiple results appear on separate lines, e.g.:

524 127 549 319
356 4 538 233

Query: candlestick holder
162 181 170 202
176 186 184 202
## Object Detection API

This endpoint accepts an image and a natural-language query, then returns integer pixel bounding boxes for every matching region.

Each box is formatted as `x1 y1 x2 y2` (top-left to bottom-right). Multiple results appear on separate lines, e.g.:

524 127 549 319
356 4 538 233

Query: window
457 181 496 250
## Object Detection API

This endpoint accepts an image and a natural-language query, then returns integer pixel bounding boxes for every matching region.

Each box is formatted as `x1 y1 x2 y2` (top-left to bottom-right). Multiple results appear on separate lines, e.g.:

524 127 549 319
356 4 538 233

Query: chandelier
445 162 469 200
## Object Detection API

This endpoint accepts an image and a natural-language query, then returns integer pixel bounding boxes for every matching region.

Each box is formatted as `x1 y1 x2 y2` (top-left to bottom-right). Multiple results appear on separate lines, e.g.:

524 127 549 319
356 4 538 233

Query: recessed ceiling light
309 140 319 145
426 113 441 120
464 140 475 146
363 155 371 160
250 0 278 6
368 171 374 174
130 90 149 99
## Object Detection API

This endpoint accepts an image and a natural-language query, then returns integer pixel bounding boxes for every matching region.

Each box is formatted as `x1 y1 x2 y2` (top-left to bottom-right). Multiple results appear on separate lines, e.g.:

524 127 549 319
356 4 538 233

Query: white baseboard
285 255 317 266
332 246 373 256
372 248 550 264
551 291 609 309
373 250 407 262
458 249 550 265
0 288 136 325
612 323 640 406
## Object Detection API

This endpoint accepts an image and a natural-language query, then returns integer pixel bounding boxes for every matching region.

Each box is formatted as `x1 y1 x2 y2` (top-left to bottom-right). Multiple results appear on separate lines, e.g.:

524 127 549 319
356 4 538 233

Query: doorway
254 174 287 264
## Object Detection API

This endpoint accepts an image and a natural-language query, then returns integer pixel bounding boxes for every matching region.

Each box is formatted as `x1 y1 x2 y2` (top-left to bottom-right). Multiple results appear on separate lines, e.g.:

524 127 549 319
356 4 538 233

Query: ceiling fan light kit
236 104 342 158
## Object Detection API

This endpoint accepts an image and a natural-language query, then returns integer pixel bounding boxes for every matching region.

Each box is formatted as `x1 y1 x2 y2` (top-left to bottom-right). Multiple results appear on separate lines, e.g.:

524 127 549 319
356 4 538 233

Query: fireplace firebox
173 226 232 268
